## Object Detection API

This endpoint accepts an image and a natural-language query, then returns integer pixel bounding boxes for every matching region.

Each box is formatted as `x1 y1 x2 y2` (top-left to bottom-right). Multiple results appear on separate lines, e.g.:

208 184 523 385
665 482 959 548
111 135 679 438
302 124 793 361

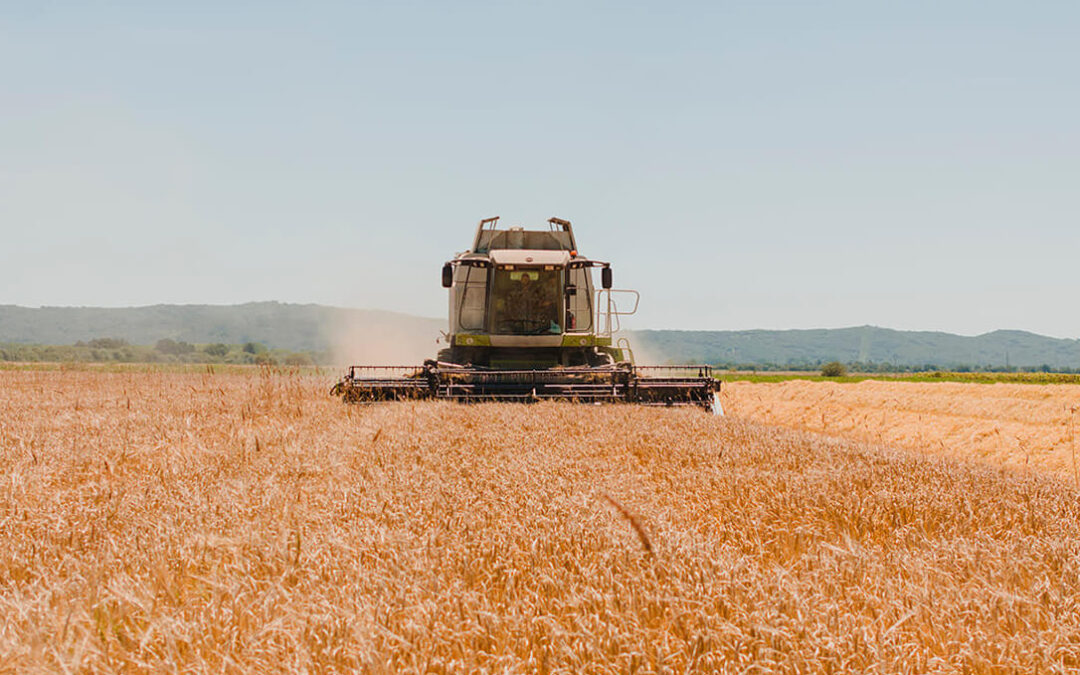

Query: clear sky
3 2 1078 336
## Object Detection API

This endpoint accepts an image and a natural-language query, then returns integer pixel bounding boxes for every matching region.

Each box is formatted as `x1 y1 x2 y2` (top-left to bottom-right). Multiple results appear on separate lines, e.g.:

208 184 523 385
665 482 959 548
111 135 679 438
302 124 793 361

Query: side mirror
601 267 612 289
441 263 453 288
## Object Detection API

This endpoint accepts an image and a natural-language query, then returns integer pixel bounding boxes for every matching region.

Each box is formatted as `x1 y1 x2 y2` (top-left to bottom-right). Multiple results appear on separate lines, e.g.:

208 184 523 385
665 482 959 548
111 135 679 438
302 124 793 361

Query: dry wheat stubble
1 370 1080 673
724 379 1080 481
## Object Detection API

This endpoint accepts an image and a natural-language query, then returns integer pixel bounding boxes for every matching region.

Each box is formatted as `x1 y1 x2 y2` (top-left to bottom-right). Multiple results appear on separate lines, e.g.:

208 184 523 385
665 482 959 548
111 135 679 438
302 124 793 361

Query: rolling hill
3 303 1080 369
632 326 1080 369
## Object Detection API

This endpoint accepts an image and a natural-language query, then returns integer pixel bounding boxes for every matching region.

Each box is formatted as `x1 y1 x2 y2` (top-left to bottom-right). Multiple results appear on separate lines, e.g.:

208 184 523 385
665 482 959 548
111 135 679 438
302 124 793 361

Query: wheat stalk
601 492 653 554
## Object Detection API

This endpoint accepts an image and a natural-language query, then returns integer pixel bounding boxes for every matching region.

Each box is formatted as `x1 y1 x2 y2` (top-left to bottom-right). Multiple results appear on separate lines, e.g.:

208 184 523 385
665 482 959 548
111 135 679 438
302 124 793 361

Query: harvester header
332 216 720 411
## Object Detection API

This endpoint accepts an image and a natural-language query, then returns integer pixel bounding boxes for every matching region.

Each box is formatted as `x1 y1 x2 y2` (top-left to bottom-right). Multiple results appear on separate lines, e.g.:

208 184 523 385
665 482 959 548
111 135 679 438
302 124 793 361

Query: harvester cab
441 217 627 370
332 217 721 411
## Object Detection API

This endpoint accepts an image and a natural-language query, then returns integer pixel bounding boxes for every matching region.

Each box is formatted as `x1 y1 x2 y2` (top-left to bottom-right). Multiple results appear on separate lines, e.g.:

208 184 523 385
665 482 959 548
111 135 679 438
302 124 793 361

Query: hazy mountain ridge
3 304 1079 368
633 326 1080 369
0 303 443 354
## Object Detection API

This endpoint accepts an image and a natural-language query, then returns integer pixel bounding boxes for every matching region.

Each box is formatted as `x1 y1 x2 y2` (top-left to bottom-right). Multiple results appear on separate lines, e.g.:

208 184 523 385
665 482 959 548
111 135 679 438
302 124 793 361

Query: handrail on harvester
596 288 641 337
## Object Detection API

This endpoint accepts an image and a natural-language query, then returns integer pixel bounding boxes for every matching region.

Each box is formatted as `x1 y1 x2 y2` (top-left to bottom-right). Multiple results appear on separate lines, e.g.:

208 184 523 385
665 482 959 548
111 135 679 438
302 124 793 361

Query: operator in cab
505 271 560 334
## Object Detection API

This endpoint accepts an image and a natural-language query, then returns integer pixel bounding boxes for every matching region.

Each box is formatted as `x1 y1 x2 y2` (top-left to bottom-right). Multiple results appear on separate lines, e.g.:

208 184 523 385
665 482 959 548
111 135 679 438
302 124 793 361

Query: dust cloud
626 339 665 366
322 310 445 367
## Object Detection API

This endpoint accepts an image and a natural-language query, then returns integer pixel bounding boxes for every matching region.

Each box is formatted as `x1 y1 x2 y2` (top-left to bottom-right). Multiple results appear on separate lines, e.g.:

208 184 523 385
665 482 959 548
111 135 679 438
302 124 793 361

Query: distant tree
204 343 230 357
253 353 276 365
155 338 195 355
243 342 267 355
87 337 128 349
820 361 847 377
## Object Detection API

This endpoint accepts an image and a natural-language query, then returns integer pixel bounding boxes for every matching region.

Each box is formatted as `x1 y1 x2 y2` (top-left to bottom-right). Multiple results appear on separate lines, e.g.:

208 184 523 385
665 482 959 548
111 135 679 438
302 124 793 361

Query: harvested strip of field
723 379 1080 481
3 371 1080 672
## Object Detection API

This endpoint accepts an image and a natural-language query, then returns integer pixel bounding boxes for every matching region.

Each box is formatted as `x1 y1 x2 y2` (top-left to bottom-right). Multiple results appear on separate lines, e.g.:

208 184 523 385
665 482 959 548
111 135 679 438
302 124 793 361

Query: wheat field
3 370 1080 673
723 379 1080 482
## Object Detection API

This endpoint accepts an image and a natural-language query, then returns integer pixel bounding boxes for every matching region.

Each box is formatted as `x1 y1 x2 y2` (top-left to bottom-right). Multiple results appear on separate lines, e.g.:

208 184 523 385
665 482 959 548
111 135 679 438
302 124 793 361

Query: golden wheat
3 370 1080 672
724 379 1080 480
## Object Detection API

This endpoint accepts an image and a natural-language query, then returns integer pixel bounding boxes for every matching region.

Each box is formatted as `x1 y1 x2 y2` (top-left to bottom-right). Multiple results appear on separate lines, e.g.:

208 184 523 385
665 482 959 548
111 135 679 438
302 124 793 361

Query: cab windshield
490 268 562 335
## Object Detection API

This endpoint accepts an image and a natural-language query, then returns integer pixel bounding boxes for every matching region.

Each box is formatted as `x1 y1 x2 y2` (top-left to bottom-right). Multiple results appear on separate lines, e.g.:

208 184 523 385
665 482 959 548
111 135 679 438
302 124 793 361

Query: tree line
715 359 1080 375
0 338 329 366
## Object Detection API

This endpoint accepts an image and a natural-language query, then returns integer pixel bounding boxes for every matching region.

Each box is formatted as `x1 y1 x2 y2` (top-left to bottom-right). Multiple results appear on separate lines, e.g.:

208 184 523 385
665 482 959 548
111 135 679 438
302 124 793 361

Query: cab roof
489 249 571 266
472 216 578 254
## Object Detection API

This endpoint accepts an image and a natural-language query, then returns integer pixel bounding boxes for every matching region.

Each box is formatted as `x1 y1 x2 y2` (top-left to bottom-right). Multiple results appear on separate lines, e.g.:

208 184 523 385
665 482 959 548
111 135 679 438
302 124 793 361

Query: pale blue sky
2 2 1078 335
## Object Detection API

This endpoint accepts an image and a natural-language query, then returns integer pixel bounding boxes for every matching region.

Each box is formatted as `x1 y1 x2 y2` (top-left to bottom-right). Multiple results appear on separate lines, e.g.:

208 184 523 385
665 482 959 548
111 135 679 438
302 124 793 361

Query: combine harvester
332 217 721 412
